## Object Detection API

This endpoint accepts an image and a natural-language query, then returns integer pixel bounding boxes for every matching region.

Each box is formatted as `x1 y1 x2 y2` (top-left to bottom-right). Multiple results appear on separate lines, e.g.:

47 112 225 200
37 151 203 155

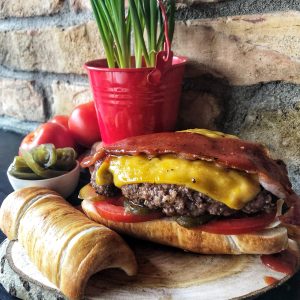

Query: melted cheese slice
96 154 260 210
180 128 239 139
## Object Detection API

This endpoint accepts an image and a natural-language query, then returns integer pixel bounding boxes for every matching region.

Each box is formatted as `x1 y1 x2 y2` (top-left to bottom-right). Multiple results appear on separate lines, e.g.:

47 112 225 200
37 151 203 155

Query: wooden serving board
0 238 292 300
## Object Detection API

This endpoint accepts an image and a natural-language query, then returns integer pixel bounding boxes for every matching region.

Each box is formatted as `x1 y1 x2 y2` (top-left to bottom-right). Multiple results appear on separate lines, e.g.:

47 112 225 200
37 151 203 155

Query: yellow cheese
180 128 238 139
96 154 260 210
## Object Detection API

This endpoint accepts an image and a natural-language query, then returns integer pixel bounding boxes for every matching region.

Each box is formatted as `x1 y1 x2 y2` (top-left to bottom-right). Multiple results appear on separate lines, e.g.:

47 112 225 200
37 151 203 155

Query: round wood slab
0 239 292 300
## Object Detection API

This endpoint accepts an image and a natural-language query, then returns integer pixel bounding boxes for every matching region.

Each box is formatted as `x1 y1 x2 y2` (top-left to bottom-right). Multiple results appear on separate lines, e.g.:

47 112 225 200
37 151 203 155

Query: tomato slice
94 198 163 223
197 212 276 235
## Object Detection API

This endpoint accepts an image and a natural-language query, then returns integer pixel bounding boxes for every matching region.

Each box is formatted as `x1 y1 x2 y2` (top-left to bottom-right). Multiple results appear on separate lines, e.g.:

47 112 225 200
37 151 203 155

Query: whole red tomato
68 102 101 148
49 115 69 130
19 122 76 153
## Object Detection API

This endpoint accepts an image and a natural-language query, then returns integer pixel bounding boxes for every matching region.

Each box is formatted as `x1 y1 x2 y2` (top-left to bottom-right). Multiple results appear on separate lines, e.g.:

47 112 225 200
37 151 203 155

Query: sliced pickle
11 156 32 173
124 200 155 215
55 148 77 171
10 145 77 180
8 166 42 180
176 215 213 228
31 144 57 168
20 149 67 179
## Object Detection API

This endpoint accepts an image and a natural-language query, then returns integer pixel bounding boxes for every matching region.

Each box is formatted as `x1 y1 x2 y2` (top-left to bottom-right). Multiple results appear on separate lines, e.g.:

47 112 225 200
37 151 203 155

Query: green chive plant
90 0 175 68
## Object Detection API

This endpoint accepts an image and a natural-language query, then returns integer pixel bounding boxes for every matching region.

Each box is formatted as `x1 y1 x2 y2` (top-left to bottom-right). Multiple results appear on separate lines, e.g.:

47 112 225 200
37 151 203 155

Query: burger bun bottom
82 199 290 255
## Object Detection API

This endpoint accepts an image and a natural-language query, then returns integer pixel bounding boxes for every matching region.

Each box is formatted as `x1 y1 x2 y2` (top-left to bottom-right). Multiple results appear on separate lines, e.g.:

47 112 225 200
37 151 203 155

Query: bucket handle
147 0 174 85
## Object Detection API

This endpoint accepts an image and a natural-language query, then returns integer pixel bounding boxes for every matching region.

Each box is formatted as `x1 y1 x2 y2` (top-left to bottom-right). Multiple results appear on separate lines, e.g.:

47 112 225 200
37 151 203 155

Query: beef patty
121 184 275 217
91 164 276 217
91 161 276 217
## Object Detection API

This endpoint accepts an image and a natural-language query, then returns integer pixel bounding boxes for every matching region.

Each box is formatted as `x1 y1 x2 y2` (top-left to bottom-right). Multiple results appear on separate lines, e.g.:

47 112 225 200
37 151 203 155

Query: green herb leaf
90 0 175 69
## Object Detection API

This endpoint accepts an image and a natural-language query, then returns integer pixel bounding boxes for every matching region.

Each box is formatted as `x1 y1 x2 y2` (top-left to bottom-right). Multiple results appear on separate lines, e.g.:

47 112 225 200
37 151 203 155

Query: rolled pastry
0 187 137 300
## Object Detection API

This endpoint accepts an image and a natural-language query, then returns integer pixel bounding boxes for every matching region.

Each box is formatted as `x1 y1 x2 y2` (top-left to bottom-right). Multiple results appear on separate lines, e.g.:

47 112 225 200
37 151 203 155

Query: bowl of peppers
7 144 80 198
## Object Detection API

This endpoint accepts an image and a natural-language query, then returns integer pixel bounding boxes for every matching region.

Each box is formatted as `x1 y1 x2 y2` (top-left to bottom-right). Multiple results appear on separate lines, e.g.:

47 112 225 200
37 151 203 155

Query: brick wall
0 0 300 190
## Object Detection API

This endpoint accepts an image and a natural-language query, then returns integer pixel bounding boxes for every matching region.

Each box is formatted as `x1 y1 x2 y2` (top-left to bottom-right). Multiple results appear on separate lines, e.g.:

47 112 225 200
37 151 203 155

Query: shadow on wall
177 66 232 131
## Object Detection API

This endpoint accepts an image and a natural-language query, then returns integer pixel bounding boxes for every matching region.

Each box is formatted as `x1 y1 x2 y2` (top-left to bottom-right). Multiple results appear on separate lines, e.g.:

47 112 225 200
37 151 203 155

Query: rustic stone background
0 0 300 191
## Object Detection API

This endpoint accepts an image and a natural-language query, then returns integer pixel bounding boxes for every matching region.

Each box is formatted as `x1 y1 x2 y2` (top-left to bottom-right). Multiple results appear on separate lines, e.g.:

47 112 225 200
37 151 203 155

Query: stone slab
0 0 63 18
173 11 300 85
0 78 45 122
0 22 104 74
51 81 92 116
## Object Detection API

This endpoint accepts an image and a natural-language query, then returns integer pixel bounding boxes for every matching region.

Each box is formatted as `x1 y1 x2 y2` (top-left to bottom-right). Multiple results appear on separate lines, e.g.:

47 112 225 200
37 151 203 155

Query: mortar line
176 0 300 21
0 65 90 85
0 1 299 32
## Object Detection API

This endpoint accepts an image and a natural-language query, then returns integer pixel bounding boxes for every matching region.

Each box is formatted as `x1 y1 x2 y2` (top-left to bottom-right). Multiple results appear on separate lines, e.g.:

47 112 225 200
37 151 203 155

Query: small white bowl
7 161 80 198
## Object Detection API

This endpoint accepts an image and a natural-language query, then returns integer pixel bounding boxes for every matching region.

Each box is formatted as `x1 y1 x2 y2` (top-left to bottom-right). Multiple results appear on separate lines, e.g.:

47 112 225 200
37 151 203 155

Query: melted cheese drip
180 128 238 139
96 154 260 210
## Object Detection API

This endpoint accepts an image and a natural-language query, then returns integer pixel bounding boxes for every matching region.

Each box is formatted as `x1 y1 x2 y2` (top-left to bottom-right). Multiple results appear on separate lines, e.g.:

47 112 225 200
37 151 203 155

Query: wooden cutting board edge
0 239 294 300
0 239 65 300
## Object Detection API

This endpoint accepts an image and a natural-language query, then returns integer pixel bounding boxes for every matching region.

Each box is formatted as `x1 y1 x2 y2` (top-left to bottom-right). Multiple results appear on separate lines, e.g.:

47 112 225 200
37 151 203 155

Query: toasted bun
82 199 288 255
0 187 137 300
0 187 60 241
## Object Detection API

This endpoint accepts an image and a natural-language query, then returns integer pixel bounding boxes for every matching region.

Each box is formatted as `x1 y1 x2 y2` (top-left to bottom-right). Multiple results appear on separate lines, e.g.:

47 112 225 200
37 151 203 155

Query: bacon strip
104 132 291 194
81 149 105 168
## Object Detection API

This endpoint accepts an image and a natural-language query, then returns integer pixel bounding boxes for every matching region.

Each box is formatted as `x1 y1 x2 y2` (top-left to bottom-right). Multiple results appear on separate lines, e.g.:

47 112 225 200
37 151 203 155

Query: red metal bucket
85 55 186 144
85 0 187 144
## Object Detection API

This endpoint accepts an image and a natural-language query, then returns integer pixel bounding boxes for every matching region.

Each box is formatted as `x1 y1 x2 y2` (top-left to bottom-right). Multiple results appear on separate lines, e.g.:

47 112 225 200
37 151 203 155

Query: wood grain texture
0 239 295 300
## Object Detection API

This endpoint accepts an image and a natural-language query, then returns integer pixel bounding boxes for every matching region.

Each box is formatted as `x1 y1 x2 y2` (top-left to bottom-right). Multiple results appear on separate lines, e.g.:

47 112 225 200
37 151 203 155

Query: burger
80 129 300 254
